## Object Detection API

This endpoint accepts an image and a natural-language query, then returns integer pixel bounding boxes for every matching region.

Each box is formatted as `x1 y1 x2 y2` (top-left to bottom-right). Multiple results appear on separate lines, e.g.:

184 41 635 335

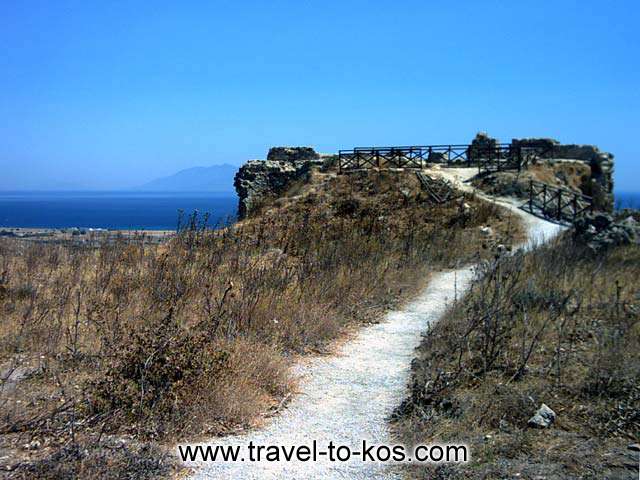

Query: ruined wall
234 147 322 219
266 147 320 163
511 136 614 211
234 137 616 219
475 133 615 211
468 132 500 161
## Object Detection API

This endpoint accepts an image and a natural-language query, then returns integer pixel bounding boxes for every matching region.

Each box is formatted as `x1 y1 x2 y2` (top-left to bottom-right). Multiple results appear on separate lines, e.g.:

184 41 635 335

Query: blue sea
615 191 640 210
0 191 238 230
0 190 636 231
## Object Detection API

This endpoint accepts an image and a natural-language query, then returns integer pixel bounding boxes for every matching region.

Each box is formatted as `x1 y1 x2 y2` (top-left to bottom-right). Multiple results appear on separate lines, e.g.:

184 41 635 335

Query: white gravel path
182 187 564 480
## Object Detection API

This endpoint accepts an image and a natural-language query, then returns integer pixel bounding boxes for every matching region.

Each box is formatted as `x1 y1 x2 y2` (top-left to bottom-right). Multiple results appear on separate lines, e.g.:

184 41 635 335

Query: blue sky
1 0 638 190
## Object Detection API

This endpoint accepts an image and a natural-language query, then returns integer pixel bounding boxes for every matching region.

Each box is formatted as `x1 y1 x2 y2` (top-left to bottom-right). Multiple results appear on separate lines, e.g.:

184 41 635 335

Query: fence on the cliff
338 143 554 173
337 142 594 224
524 180 593 223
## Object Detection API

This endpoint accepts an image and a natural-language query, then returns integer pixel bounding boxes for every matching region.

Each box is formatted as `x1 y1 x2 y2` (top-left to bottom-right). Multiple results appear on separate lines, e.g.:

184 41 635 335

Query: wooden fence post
529 180 534 212
517 146 522 171
557 189 562 220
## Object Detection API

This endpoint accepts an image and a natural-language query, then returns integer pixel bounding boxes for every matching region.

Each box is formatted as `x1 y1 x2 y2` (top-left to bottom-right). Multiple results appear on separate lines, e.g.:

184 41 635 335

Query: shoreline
0 226 176 234
0 226 176 243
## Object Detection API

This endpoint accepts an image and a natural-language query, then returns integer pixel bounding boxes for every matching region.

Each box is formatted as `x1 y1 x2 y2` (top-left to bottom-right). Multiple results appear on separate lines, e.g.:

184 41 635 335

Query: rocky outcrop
573 213 638 251
234 147 321 219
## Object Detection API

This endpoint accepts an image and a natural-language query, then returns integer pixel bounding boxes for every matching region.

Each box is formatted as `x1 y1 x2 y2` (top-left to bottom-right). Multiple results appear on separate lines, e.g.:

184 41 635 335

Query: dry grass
394 236 640 479
471 160 594 201
528 161 591 192
0 167 523 478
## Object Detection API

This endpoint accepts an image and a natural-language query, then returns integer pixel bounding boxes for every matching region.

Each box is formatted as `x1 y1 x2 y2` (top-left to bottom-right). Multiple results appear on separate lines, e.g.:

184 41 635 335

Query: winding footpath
182 182 564 480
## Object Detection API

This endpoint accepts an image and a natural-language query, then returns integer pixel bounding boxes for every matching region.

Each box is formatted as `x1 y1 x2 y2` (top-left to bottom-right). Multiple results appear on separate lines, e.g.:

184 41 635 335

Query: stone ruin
233 135 616 219
234 147 324 219
266 147 320 163
472 133 615 211
573 212 638 251
468 132 500 160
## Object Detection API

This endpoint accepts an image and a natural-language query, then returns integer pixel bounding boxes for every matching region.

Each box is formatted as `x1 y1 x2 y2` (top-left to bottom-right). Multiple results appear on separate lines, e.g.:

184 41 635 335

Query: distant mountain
138 164 237 192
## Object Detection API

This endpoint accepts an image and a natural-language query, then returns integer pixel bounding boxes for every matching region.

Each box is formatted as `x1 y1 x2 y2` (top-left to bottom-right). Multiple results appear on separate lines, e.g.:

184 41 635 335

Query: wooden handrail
524 180 593 224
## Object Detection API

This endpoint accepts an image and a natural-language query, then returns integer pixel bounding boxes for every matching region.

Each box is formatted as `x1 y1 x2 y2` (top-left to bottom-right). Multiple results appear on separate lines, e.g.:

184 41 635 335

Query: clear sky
1 0 638 191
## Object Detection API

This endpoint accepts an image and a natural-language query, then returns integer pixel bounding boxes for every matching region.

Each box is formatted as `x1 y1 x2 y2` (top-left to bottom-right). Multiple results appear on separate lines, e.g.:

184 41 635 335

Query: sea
0 191 238 230
0 190 637 231
615 191 640 210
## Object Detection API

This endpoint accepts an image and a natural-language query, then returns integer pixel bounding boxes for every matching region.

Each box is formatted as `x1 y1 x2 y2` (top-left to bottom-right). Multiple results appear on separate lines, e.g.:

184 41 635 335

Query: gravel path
183 193 563 480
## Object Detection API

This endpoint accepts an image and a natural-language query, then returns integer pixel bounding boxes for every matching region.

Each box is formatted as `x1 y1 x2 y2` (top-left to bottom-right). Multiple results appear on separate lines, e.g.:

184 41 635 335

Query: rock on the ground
620 215 638 230
528 403 556 428
573 213 637 251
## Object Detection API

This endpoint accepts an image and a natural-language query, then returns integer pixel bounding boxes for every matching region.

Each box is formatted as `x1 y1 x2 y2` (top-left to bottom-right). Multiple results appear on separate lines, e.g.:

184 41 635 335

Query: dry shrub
186 338 289 433
472 160 594 201
0 169 522 475
8 441 174 480
395 236 640 478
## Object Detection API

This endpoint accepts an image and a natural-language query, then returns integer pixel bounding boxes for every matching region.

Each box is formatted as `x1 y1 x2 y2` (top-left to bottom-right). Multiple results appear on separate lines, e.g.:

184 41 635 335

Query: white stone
528 403 556 428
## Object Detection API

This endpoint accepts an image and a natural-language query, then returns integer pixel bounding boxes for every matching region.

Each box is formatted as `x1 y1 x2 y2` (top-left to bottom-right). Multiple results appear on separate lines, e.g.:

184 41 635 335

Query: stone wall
472 133 615 211
512 137 613 163
510 136 614 211
234 147 322 219
266 147 320 163
233 137 616 219
468 132 500 161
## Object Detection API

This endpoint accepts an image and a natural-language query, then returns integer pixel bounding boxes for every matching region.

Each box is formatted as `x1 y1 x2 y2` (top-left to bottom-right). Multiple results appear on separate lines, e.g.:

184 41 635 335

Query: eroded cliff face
234 147 324 219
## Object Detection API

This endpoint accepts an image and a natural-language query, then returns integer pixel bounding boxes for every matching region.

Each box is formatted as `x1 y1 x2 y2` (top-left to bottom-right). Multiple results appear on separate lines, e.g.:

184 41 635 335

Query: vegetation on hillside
472 161 593 199
0 168 522 478
394 236 640 479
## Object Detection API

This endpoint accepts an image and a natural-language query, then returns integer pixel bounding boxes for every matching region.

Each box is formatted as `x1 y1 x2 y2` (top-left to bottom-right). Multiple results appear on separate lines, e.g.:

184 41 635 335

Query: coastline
0 226 176 243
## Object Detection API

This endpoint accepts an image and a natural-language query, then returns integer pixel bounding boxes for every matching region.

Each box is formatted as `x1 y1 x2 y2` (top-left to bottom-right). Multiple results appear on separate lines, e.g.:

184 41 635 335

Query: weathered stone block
267 147 320 163
234 147 321 219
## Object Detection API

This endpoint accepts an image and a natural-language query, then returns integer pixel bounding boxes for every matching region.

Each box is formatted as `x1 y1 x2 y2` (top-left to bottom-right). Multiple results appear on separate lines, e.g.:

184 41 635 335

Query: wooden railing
524 180 593 223
338 143 553 173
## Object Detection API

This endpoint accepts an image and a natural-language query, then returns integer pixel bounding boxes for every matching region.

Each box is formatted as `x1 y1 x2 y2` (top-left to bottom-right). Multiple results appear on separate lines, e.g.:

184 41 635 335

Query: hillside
1 142 636 479
0 151 523 478
394 226 640 479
